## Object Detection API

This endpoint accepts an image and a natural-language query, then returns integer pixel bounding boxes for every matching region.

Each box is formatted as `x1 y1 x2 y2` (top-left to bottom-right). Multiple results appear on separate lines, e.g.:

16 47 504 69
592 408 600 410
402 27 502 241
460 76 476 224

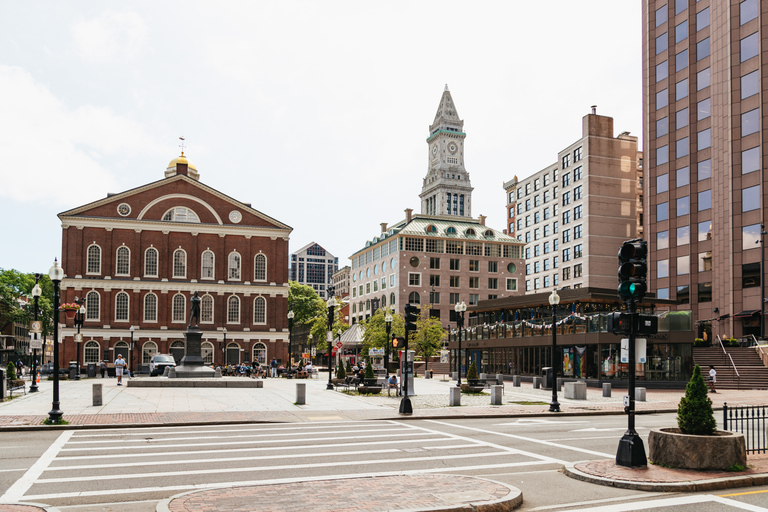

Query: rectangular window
487 261 498 273
677 225 690 246
553 256 559 268
743 185 761 212
525 264 531 276
390 274 395 287
430 257 440 269
573 185 582 200
742 71 759 99
697 37 710 60
656 4 667 26
676 137 689 158
656 32 668 54
743 262 760 288
697 98 710 120
656 60 668 82
574 244 583 258
657 230 669 250
697 67 710 90
562 154 570 168
698 189 712 211
698 128 711 150
469 277 479 288
657 116 669 137
366 283 371 294
573 166 582 181
534 245 540 257
543 241 550 254
657 201 669 221
675 20 687 43
677 285 690 304
657 145 669 165
553 221 559 234
657 88 668 110
562 173 571 187
677 255 690 275
742 147 760 174
743 224 761 251
488 278 498 290
469 294 479 306
675 49 688 72
698 220 712 241
675 78 688 101
698 252 712 271
562 191 571 206
742 108 760 136
657 259 669 278
450 292 460 304
698 159 711 180
696 7 709 30
574 263 583 278
657 173 669 193
563 247 571 262
429 274 440 287
506 278 516 291
430 291 440 304
544 258 550 270
563 267 571 281
676 107 688 129
574 225 582 239
741 32 759 62
450 275 460 287
562 229 571 243
675 0 685 15
741 0 758 24
469 259 479 272
676 166 689 187
562 210 570 224
450 258 460 270
534 261 540 273
574 205 582 220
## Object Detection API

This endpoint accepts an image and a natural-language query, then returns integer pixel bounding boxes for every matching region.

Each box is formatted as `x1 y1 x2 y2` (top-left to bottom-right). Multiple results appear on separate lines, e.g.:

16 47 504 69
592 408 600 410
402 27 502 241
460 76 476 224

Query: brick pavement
160 474 522 512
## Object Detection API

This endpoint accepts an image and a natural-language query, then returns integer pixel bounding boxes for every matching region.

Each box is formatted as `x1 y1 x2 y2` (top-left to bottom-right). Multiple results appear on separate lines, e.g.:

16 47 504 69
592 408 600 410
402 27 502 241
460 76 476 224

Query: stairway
692 347 768 390
413 361 450 376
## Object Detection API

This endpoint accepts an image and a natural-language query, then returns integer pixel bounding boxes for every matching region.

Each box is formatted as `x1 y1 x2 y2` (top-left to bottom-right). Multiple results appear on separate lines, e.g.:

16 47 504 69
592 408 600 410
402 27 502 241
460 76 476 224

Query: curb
563 462 768 492
156 474 523 512
0 408 678 432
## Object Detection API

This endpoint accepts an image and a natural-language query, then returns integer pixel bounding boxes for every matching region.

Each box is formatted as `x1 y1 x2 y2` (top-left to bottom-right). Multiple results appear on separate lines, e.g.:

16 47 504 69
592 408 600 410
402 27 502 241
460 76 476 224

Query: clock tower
420 85 473 218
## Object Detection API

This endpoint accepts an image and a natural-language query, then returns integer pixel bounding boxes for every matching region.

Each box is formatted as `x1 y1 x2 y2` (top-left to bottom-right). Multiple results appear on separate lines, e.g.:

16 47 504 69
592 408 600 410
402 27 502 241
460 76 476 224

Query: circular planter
648 428 746 470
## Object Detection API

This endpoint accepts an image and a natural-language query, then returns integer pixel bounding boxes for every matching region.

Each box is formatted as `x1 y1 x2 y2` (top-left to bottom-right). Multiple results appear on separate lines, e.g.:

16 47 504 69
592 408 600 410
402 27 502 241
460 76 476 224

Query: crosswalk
2 420 566 506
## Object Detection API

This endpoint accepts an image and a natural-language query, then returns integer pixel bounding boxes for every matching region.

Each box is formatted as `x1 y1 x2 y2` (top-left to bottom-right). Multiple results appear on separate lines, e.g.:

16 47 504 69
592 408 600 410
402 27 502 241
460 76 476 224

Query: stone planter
648 428 746 470
460 383 485 393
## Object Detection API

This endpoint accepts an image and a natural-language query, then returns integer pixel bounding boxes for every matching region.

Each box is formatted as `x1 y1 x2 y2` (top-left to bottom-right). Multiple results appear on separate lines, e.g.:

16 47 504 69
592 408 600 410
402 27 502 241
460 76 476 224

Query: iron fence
723 402 767 454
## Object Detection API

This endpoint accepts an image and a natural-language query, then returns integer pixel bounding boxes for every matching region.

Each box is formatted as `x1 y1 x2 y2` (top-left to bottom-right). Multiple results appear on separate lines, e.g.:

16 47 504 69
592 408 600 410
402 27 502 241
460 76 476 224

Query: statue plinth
172 327 215 378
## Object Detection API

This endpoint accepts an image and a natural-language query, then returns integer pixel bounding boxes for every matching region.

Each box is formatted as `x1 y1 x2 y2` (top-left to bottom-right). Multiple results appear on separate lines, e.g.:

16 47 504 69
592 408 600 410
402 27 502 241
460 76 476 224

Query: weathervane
179 136 186 156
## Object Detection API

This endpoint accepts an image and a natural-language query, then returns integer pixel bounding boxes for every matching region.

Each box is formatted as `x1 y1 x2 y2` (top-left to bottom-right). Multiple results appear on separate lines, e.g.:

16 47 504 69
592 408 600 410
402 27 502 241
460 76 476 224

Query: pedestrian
16 359 24 377
100 359 107 378
270 358 278 378
707 365 717 393
115 354 127 385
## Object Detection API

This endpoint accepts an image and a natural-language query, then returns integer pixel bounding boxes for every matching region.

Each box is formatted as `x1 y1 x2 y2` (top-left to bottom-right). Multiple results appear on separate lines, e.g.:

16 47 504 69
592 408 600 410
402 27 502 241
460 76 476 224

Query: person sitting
388 374 399 396
305 362 313 377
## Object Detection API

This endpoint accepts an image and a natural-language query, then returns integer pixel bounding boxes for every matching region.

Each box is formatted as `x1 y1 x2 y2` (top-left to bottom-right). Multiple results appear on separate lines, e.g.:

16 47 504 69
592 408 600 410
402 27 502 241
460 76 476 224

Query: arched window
162 207 199 223
381 295 387 308
201 294 214 323
465 228 476 236
352 303 356 313
253 296 266 324
408 292 420 304
84 340 100 363
115 292 129 321
87 244 101 274
144 247 158 277
228 252 241 280
201 250 215 279
142 341 158 365
366 299 371 311
227 295 240 323
169 340 185 363
484 229 495 237
114 340 129 362
226 342 240 365
172 293 186 323
173 249 186 278
253 342 267 364
446 227 457 235
116 246 130 275
202 341 214 365
254 253 267 281
144 293 158 322
85 291 100 320
390 293 395 308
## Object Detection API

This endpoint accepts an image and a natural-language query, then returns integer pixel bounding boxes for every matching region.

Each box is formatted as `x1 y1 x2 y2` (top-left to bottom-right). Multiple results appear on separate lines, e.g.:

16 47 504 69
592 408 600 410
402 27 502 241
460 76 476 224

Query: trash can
542 367 553 389
68 361 78 380
87 363 96 378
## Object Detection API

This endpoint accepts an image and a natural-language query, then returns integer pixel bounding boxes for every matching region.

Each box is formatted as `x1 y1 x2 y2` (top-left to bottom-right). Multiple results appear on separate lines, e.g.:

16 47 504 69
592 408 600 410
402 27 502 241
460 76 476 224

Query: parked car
40 363 68 376
149 354 177 376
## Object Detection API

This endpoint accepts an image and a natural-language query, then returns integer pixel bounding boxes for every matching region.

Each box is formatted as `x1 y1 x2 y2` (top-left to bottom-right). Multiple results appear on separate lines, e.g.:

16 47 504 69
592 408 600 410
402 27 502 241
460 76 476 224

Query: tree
360 308 404 355
308 301 349 354
288 281 326 325
411 304 446 373
0 269 54 336
677 364 716 435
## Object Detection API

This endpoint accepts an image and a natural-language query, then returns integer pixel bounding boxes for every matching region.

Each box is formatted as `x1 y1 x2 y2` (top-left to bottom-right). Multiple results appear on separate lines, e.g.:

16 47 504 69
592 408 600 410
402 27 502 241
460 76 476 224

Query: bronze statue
189 291 201 328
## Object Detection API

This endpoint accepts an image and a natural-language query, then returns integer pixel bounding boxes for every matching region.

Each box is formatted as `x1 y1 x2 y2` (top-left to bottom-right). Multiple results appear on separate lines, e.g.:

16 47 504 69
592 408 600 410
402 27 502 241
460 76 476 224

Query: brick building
58 153 292 372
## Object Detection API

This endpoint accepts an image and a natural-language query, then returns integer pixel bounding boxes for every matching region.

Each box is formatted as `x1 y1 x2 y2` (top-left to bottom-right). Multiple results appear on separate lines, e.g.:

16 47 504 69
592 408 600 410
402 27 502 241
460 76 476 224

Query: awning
734 310 759 318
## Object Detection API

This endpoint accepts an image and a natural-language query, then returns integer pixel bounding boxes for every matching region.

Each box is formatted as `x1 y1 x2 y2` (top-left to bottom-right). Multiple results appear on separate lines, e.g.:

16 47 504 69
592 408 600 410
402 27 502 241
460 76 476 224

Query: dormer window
465 228 476 236
162 207 199 223
484 230 495 237
425 225 437 234
446 227 457 235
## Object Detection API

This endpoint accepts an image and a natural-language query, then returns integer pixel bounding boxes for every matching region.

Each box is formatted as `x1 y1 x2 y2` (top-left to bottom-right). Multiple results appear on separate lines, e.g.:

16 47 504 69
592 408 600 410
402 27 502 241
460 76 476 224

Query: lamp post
759 225 766 340
326 286 336 390
72 296 86 380
30 275 41 393
129 325 135 377
548 289 561 413
454 301 466 387
48 259 64 423
222 327 227 365
287 305 295 369
385 307 393 377
308 333 313 365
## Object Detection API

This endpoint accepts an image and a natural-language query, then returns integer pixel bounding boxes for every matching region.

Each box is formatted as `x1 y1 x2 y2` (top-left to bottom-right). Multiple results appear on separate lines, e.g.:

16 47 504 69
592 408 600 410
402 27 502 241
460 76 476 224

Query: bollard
565 381 587 400
296 382 306 405
214 368 222 378
92 383 103 406
602 383 612 397
168 367 176 378
635 387 646 402
451 371 458 381
449 386 461 406
490 385 502 405
512 375 521 387
532 376 541 389
163 366 170 377
557 377 564 390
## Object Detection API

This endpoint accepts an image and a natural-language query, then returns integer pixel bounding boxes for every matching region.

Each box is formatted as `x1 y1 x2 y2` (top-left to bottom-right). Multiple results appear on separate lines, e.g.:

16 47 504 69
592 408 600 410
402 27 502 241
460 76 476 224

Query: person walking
99 359 107 378
115 355 127 386
270 358 278 378
708 365 717 393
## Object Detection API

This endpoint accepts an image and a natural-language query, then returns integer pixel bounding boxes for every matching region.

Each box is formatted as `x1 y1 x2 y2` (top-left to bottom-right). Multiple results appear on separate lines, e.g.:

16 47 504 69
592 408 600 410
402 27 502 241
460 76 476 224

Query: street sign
335 341 343 349
30 338 43 350
332 347 337 355
623 396 630 407
30 320 42 334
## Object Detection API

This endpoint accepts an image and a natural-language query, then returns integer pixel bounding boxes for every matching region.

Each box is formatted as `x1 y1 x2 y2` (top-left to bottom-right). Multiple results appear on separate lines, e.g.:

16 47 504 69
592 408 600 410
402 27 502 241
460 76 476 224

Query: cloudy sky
0 1 641 275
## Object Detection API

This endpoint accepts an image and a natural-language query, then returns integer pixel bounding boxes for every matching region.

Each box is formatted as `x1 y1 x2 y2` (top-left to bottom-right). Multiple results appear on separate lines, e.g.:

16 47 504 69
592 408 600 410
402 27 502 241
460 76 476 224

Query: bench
480 376 504 393
7 379 25 397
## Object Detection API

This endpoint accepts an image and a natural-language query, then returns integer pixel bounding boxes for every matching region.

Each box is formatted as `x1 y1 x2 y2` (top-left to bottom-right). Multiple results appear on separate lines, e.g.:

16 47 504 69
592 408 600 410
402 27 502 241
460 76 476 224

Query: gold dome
167 153 197 171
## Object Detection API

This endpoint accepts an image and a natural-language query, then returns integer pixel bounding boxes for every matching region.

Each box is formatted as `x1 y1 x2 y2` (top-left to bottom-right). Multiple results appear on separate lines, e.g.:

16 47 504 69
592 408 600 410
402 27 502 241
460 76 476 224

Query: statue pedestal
173 327 215 378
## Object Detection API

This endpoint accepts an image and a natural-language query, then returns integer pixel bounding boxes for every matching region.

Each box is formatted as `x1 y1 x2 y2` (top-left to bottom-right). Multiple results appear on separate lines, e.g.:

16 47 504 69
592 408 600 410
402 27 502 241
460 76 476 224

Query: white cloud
71 10 149 63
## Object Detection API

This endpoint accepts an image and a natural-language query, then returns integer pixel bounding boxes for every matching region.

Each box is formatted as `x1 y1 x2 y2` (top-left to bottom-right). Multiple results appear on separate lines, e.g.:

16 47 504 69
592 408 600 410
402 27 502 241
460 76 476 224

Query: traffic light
618 240 648 302
636 314 659 335
607 312 633 335
404 304 419 331
392 337 404 348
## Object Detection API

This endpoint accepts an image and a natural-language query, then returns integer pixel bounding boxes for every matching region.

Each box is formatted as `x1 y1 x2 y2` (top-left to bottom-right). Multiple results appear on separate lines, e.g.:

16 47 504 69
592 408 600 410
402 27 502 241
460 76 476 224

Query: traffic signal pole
616 298 647 467
399 304 417 415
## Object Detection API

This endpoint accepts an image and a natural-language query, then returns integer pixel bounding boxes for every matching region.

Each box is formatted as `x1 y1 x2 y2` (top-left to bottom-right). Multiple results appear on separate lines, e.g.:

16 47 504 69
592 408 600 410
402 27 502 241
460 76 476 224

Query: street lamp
759 225 767 340
385 307 393 377
222 327 227 364
326 286 336 390
48 258 64 423
454 301 467 387
308 333 313 365
548 289 561 413
129 325 135 378
287 305 295 369
72 296 86 380
30 275 42 393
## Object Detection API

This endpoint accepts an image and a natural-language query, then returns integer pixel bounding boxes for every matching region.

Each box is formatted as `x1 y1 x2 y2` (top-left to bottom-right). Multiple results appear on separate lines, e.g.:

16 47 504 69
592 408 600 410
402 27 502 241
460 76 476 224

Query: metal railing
717 336 741 389
757 343 768 367
723 403 767 454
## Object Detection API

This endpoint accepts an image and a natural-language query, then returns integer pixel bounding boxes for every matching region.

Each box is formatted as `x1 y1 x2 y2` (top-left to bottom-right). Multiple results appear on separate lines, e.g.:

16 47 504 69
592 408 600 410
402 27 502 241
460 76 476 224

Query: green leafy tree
288 281 326 325
6 361 17 381
0 269 54 337
466 361 478 381
677 364 717 435
411 305 446 373
361 308 405 356
336 362 346 379
309 305 349 353
364 360 375 379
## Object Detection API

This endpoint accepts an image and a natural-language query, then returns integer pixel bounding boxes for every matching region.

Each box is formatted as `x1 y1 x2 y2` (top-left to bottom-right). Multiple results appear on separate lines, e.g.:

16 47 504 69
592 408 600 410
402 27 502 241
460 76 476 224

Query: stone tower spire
420 85 473 218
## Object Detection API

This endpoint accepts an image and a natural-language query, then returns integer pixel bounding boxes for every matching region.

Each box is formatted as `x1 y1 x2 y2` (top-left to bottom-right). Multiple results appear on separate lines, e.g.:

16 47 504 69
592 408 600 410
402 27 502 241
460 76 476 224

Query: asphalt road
0 413 766 512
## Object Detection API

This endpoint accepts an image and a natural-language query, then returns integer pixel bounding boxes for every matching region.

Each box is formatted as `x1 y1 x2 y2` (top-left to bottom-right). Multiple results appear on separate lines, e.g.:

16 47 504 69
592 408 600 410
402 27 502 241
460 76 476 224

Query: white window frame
115 291 129 322
85 291 100 321
506 278 517 291
142 341 158 365
252 342 267 364
228 251 241 281
144 247 158 277
84 340 100 364
116 246 130 276
143 292 158 322
201 294 214 324
173 248 187 279
201 250 215 280
87 244 102 275
254 253 267 282
172 293 186 323
227 295 240 324
253 296 266 324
